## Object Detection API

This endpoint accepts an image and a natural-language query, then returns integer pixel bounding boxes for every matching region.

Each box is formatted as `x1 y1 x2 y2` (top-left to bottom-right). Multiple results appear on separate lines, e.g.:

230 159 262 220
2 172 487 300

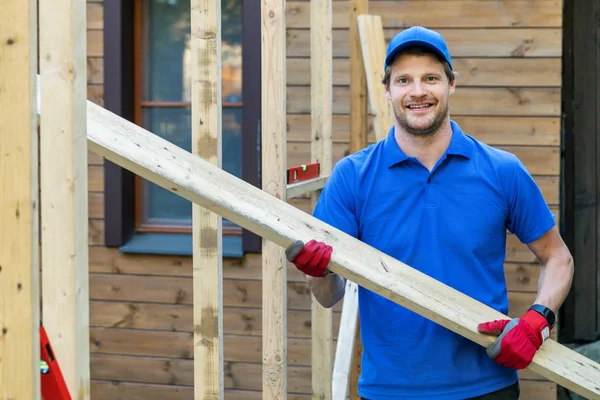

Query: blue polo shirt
313 121 555 399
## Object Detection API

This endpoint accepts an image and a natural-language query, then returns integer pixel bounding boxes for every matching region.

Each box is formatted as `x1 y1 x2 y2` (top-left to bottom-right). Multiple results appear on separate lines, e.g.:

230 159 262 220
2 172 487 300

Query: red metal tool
40 323 72 400
287 162 320 184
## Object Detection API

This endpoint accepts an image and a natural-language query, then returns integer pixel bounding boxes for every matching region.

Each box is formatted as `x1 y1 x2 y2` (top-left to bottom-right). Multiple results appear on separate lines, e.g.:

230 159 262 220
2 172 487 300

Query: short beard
393 100 449 138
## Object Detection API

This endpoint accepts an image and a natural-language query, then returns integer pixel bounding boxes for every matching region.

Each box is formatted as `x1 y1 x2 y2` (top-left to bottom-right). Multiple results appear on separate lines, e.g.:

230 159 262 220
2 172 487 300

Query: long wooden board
85 100 600 399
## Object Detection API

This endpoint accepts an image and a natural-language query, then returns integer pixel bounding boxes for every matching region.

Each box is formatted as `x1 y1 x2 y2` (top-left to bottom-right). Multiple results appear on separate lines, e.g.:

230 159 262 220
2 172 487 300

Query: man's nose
411 81 427 96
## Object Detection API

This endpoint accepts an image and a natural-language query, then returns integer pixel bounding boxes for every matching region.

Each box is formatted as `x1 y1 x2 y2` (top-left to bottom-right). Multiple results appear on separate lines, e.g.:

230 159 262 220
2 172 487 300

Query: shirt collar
383 120 473 168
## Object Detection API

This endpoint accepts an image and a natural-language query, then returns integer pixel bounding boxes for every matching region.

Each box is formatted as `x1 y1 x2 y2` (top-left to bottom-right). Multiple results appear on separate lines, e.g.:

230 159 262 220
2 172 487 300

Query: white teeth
408 104 431 109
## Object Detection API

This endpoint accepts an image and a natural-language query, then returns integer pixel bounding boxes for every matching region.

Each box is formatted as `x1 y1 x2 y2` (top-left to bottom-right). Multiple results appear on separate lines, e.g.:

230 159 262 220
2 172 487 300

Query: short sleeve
505 158 556 244
313 158 359 238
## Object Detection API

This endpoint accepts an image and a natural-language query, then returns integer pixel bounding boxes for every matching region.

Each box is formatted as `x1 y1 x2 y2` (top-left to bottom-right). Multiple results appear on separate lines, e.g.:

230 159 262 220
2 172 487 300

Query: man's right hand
285 240 333 277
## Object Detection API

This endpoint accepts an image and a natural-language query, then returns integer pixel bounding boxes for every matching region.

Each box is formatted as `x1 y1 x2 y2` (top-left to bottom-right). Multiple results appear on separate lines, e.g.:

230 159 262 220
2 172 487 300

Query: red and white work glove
477 309 551 370
285 240 333 277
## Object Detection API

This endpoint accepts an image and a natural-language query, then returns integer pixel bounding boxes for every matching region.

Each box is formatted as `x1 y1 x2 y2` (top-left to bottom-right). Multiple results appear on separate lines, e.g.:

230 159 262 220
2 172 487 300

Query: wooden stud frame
39 0 91 397
191 0 224 398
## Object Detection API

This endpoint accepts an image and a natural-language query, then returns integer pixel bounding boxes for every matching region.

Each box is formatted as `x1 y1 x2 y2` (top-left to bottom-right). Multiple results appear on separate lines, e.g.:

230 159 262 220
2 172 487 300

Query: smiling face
385 51 455 138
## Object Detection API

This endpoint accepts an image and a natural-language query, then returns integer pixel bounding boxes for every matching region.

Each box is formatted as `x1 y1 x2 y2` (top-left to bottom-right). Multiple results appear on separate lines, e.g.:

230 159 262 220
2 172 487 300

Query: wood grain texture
261 0 288 397
190 0 224 397
287 28 562 58
285 1 562 29
332 281 359 399
40 0 91 397
85 102 599 399
0 1 40 398
348 0 368 154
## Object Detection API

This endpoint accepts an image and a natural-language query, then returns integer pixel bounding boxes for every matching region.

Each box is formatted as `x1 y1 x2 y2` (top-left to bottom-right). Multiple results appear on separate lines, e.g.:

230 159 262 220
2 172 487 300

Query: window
103 0 261 256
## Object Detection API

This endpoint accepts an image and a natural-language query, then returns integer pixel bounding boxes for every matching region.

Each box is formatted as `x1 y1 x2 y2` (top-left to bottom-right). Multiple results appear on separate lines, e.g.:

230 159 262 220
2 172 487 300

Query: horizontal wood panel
88 84 104 106
287 115 560 146
89 192 104 219
90 272 538 317
287 58 561 87
87 2 103 30
90 328 319 366
89 165 104 192
89 219 104 246
285 1 562 29
87 30 103 57
88 57 103 85
286 141 560 176
90 301 341 339
519 379 557 400
287 86 561 116
91 356 313 393
88 149 104 165
287 28 562 58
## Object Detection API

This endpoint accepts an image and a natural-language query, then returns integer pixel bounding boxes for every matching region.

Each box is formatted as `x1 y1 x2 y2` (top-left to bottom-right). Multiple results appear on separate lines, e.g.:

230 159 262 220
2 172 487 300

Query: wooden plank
520 380 557 400
85 100 600 399
287 28 563 58
0 0 40 397
348 0 368 154
40 0 91 396
357 15 393 141
87 29 103 57
88 164 104 192
285 1 562 29
287 142 560 176
87 2 103 29
88 83 104 105
89 219 105 245
88 148 104 165
287 86 561 116
332 281 359 400
287 176 329 199
310 0 334 396
261 0 288 396
91 381 312 400
286 58 562 87
287 115 560 146
87 57 103 84
89 192 104 219
191 0 224 397
89 301 342 339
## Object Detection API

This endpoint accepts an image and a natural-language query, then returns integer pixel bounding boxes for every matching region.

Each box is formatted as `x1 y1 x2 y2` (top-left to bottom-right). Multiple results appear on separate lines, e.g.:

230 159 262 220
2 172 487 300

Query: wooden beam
86 100 600 400
332 281 359 400
311 0 333 397
357 15 394 141
348 0 368 154
286 176 329 199
261 0 287 398
0 0 41 398
190 0 224 398
39 0 90 397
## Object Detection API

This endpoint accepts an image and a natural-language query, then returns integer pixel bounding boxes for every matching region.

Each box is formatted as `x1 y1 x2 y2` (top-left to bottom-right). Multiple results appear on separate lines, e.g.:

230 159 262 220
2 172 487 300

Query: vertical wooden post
0 0 41 398
39 0 90 397
262 0 287 398
349 0 369 153
191 0 224 398
311 0 333 398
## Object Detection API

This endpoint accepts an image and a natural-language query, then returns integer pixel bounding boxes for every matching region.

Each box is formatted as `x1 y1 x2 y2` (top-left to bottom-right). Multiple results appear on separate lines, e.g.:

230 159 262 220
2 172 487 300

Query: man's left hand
477 309 551 370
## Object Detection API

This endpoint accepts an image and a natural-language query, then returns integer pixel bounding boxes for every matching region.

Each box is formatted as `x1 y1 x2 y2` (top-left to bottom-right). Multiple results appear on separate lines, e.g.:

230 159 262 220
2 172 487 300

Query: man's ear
385 85 392 100
448 79 456 96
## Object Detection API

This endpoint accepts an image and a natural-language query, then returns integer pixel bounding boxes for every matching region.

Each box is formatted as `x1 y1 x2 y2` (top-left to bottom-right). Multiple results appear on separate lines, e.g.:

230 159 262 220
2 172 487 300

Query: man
286 26 574 399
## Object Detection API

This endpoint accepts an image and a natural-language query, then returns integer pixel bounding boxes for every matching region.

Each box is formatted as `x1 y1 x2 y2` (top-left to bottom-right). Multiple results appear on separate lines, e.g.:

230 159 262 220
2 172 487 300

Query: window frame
103 0 261 255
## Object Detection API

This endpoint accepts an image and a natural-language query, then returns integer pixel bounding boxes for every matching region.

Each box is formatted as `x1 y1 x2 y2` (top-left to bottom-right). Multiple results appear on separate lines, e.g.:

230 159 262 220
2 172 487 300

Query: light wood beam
191 0 224 398
332 281 359 400
261 0 287 398
286 176 329 199
349 0 368 154
0 0 41 398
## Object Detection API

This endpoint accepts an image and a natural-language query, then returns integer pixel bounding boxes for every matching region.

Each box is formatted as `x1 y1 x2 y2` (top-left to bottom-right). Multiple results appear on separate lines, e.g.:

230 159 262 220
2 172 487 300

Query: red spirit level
287 162 320 184
40 323 72 399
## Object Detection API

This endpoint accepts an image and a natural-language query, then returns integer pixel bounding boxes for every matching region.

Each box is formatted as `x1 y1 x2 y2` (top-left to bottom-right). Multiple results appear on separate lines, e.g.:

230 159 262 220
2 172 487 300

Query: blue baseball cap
384 26 453 71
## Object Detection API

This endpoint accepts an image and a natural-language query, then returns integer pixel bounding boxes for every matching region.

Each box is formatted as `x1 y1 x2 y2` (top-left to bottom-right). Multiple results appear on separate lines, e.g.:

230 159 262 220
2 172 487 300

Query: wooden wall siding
85 0 562 398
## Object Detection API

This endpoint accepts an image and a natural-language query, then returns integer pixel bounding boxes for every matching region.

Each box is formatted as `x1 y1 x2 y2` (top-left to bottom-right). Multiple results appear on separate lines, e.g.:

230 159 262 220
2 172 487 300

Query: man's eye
397 78 408 84
427 76 438 82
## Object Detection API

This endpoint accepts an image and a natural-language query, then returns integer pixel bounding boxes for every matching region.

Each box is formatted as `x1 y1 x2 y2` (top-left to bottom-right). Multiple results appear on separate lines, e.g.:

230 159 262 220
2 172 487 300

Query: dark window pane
140 107 242 227
144 0 242 103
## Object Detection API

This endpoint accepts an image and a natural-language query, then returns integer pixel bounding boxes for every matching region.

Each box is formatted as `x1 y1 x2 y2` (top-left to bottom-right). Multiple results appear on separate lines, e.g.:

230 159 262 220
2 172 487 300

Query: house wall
85 0 562 398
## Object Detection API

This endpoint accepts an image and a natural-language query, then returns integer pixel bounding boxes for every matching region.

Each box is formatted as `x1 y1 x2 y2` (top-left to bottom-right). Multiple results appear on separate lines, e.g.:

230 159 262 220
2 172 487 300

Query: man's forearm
306 273 346 308
535 253 574 314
